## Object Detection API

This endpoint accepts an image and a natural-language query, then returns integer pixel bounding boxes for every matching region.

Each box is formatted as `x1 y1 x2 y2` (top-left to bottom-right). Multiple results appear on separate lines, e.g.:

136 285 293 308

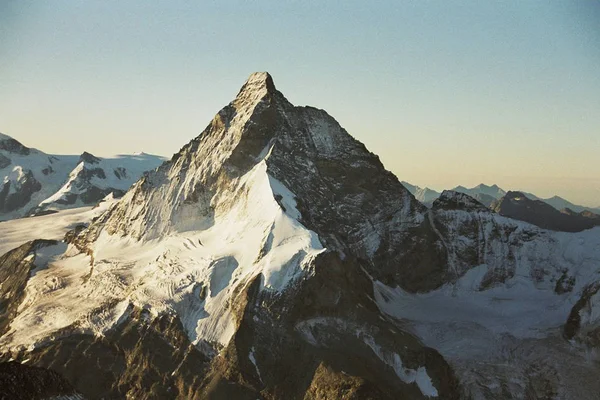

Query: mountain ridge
491 191 600 232
403 180 600 214
1 73 599 399
0 131 165 220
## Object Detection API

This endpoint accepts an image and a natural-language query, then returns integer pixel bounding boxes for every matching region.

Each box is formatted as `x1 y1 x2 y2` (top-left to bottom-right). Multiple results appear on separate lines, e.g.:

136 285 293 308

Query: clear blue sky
1 1 599 205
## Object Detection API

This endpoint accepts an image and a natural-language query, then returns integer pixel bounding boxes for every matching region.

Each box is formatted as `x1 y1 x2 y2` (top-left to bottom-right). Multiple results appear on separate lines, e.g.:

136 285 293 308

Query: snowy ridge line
0 157 325 353
0 133 165 220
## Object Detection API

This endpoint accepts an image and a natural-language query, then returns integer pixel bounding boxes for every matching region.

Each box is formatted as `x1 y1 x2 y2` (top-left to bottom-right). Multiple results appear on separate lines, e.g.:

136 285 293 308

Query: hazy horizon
1 1 599 206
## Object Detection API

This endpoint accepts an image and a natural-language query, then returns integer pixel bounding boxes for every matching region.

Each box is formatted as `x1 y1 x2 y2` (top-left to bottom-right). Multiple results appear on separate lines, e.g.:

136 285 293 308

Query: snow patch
363 336 438 397
0 161 325 352
248 346 262 382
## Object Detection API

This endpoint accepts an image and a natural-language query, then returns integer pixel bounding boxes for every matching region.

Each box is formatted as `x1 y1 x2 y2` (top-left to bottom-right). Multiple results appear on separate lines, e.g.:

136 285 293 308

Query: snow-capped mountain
1 73 599 399
0 132 165 220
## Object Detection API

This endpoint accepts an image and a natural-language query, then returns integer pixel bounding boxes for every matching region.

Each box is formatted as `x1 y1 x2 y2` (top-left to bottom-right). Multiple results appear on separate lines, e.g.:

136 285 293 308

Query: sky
1 1 599 206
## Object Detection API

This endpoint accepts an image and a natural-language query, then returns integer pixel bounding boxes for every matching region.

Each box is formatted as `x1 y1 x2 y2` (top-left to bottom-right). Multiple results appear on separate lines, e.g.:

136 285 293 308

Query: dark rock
555 271 576 294
0 169 42 213
114 167 127 179
0 240 59 336
64 224 88 244
0 361 82 400
0 154 10 169
0 134 30 155
432 190 490 212
78 151 100 164
29 209 59 217
55 193 78 205
19 309 211 400
80 187 113 204
79 167 106 181
564 283 600 340
492 191 600 232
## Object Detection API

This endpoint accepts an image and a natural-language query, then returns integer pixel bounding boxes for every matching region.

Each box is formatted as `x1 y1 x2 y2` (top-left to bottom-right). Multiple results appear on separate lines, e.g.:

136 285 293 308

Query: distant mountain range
0 132 166 221
402 181 600 214
491 191 600 232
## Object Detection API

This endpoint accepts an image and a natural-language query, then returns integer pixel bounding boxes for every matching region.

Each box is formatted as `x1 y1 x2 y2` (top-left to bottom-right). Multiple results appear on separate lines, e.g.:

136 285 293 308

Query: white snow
37 153 164 211
0 159 325 353
248 346 262 382
0 201 115 255
375 224 600 348
0 140 165 220
363 336 438 397
373 225 600 399
0 150 80 220
296 317 438 397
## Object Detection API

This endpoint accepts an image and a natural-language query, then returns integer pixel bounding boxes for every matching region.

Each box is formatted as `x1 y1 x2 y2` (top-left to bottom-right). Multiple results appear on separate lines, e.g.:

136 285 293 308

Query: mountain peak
504 190 527 200
0 133 30 156
237 71 276 97
81 71 425 272
79 151 100 164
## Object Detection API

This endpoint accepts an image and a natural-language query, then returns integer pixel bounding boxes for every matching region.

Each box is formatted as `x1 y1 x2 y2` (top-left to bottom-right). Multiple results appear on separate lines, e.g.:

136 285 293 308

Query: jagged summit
89 72 424 250
78 151 100 164
237 71 276 95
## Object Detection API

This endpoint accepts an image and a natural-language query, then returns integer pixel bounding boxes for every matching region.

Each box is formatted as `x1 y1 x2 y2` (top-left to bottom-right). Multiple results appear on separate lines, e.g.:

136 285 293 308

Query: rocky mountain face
0 361 83 400
1 73 600 399
492 191 600 232
0 132 165 220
